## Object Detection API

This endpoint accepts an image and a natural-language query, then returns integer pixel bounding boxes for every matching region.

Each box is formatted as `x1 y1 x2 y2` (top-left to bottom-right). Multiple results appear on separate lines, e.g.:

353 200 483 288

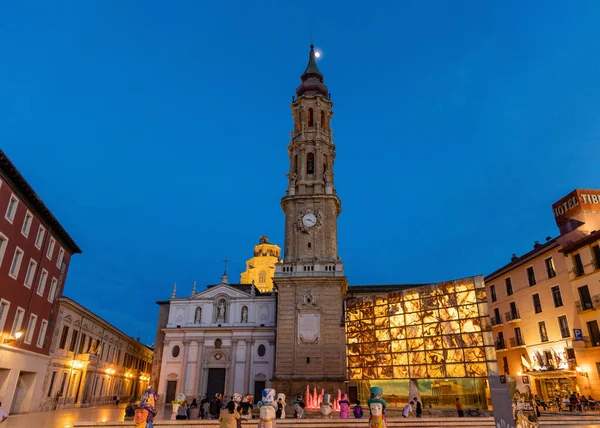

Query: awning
525 370 576 380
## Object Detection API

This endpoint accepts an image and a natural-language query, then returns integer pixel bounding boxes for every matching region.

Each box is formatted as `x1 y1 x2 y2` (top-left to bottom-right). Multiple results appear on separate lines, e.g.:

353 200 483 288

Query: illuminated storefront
346 276 498 408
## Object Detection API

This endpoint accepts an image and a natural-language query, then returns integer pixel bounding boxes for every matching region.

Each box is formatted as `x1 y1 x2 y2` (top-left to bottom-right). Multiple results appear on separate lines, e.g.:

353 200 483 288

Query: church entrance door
206 368 226 400
165 381 177 403
253 381 265 404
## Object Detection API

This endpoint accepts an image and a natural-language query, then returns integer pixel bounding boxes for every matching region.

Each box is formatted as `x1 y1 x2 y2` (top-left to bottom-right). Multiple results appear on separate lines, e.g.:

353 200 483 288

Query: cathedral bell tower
272 45 348 396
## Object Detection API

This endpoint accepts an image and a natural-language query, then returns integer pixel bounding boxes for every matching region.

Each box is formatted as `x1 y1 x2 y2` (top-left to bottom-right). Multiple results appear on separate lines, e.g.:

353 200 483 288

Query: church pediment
191 284 251 300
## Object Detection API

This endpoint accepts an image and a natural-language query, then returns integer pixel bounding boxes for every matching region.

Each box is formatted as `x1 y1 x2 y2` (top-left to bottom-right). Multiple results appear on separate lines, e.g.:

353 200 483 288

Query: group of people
172 393 255 423
401 396 423 418
559 392 596 412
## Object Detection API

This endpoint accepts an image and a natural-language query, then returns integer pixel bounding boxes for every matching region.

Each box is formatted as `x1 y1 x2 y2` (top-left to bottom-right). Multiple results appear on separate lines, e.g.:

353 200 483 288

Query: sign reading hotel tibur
552 189 600 225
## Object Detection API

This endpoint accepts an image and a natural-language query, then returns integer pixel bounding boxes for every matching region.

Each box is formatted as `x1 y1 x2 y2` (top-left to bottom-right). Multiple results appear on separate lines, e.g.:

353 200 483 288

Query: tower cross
222 258 230 274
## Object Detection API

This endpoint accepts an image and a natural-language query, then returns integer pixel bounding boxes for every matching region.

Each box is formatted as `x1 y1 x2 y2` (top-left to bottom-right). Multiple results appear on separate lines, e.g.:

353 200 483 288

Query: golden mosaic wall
346 276 497 381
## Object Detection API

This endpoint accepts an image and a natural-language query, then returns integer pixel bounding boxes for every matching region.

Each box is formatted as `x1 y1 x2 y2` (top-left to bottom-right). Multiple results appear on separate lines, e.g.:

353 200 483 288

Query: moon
315 51 321 58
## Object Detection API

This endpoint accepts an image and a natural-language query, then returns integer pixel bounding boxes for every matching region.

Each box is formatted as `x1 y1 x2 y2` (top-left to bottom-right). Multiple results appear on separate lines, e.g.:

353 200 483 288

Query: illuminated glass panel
346 277 495 380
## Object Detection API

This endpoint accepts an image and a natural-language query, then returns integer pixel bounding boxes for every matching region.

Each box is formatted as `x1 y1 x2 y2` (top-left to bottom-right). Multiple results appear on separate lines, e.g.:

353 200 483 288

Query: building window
8 247 24 279
558 315 570 338
10 307 25 338
79 334 87 354
24 259 37 288
37 319 48 348
69 330 79 352
532 293 542 314
505 277 513 296
308 108 314 127
538 321 549 342
5 195 19 223
257 344 266 357
37 269 48 296
46 237 56 260
35 226 45 249
573 254 585 277
258 270 267 284
526 267 536 286
545 257 557 278
551 286 563 308
587 321 600 347
578 285 593 311
490 285 496 302
593 245 600 270
194 307 202 324
493 307 501 324
502 356 509 374
0 233 8 269
509 301 519 320
24 314 37 344
172 345 180 358
21 211 33 237
306 153 314 174
47 372 57 397
55 248 65 269
58 325 69 349
321 110 326 129
0 299 10 333
48 278 58 303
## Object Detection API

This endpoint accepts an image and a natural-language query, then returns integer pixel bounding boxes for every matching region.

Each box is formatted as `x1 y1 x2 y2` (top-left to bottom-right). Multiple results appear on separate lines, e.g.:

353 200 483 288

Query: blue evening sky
2 1 600 343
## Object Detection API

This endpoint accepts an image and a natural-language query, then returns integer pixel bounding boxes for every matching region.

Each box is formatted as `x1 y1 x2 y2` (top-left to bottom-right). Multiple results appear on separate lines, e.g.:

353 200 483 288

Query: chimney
511 254 518 262
136 337 140 342
546 236 552 242
534 241 542 249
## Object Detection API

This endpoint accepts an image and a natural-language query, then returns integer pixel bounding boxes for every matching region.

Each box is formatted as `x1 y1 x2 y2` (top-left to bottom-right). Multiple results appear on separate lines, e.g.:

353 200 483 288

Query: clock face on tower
302 213 317 228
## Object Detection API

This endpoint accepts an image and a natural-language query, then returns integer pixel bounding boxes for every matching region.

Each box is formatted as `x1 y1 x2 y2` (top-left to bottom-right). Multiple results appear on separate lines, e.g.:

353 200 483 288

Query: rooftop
0 149 81 254
485 237 558 282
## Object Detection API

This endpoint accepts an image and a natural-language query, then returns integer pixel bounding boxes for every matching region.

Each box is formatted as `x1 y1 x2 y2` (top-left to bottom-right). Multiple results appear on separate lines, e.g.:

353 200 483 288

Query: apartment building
0 149 81 414
43 297 153 409
486 189 600 399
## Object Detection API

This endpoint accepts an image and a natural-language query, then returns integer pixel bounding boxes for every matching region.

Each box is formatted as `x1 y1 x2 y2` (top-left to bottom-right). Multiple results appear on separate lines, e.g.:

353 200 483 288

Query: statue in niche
241 306 248 323
194 307 202 324
286 172 297 187
323 168 332 185
217 300 226 320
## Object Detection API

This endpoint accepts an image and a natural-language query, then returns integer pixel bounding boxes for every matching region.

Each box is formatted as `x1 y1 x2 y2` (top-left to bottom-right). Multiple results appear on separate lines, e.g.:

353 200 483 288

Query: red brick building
0 149 81 414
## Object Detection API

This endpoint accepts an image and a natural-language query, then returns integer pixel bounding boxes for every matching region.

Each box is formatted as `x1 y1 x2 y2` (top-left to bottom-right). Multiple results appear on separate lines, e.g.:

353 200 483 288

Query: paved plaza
4 405 600 428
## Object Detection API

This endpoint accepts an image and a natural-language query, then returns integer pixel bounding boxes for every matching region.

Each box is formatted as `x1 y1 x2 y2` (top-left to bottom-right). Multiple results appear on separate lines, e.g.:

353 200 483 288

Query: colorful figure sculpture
320 393 333 418
240 395 254 420
276 393 286 419
232 393 243 428
293 394 305 419
134 387 158 428
367 387 387 428
339 393 351 419
258 388 277 428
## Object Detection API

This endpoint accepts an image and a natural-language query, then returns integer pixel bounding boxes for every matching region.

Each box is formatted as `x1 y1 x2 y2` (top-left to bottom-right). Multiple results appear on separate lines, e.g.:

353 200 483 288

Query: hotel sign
552 189 600 225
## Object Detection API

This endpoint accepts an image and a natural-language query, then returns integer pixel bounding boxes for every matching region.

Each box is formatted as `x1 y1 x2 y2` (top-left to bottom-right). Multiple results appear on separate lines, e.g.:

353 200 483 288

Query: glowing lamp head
517 371 522 376
14 331 23 339
576 366 582 372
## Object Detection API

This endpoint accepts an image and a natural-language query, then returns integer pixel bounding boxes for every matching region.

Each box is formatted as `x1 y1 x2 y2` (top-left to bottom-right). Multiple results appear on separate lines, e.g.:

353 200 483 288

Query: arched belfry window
308 108 314 127
194 307 202 324
321 111 326 129
258 270 267 284
307 153 315 174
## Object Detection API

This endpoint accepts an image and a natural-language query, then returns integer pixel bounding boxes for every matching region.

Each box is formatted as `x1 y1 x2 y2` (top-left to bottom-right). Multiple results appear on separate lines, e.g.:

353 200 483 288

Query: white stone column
243 340 251 394
157 340 170 396
229 339 238 395
247 340 255 396
180 340 190 395
190 339 204 396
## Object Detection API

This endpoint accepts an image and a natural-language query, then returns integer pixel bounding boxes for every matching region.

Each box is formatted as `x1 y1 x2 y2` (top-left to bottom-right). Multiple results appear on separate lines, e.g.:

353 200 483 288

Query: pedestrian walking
456 398 464 417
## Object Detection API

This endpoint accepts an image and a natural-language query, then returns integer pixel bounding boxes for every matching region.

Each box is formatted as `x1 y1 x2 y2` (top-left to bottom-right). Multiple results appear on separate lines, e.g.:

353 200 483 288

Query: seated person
176 402 188 420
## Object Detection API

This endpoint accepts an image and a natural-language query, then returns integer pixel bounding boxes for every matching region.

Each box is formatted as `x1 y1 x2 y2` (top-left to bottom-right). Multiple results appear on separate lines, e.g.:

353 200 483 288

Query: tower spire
296 44 328 98
171 283 177 299
191 281 196 296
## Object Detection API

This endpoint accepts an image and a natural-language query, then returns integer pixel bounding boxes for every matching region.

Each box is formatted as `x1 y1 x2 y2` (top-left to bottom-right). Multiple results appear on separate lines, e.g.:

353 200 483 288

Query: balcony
584 336 600 348
509 336 526 348
495 341 507 351
491 315 503 327
505 310 521 323
576 295 600 313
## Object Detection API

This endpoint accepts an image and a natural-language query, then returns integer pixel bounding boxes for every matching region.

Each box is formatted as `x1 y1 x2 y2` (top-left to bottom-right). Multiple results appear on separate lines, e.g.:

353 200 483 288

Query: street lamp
3 331 23 344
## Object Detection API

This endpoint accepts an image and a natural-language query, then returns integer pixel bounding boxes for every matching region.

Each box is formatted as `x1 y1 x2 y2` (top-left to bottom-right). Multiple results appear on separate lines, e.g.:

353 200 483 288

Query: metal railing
505 310 521 322
495 341 507 350
491 315 503 326
584 335 600 348
509 336 526 347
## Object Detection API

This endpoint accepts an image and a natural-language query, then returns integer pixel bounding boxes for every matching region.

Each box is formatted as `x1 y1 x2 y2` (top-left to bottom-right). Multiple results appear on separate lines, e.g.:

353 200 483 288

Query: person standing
218 401 240 428
353 401 364 419
456 398 464 417
0 402 7 424
413 397 422 418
